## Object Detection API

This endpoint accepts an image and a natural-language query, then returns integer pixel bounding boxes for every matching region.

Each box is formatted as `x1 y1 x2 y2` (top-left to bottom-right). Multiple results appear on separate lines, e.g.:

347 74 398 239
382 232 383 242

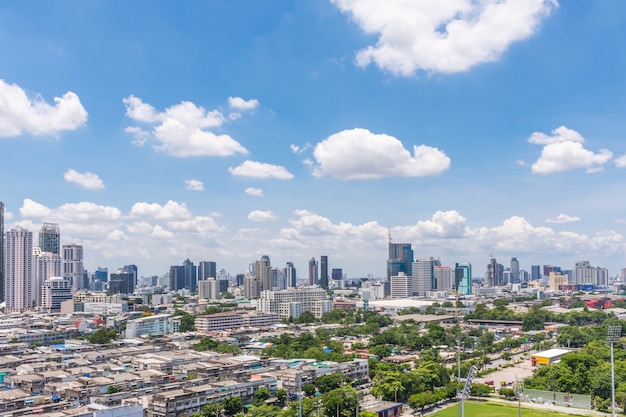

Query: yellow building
549 272 569 291
531 348 572 366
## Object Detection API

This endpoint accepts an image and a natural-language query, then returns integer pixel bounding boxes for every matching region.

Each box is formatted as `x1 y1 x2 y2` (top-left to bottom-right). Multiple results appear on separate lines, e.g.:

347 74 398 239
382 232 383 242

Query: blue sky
2 0 626 279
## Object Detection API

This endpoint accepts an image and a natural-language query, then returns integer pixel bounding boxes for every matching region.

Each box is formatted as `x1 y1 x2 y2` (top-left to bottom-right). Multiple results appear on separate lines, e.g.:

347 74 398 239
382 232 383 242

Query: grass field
427 401 585 417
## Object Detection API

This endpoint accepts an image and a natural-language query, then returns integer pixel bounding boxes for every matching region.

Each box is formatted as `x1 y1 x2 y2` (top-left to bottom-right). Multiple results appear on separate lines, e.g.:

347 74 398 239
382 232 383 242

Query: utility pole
607 326 621 417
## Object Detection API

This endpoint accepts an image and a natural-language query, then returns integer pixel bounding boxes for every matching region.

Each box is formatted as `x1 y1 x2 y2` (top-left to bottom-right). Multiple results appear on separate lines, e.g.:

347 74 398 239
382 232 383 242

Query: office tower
412 257 435 296
454 263 472 295
122 265 138 287
387 242 413 282
486 257 500 287
434 265 453 291
0 201 4 302
63 244 84 293
331 268 342 280
95 267 108 283
182 259 197 292
503 269 512 285
198 261 217 280
510 257 520 283
531 265 541 281
41 276 72 313
5 227 34 311
244 275 261 298
198 278 220 300
169 265 184 291
308 257 318 286
39 223 60 254
390 272 411 299
256 255 272 291
34 248 62 307
109 272 135 295
520 270 529 283
319 255 329 289
285 262 297 288
236 274 245 287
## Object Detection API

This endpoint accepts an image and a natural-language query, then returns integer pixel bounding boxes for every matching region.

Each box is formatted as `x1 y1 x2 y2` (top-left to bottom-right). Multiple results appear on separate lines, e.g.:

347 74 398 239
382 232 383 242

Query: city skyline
2 2 626 277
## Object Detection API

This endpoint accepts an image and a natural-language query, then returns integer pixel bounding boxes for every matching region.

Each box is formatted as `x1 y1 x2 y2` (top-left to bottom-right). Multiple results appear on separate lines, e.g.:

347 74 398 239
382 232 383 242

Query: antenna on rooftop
388 227 392 244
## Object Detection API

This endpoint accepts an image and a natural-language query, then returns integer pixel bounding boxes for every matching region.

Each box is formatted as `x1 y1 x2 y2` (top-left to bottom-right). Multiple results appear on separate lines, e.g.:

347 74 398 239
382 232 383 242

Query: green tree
107 385 119 394
275 388 288 406
88 327 117 345
371 371 404 401
408 391 438 412
321 387 359 417
302 383 317 397
469 383 492 397
254 387 271 405
223 396 243 415
247 404 282 417
316 373 347 393
178 312 196 332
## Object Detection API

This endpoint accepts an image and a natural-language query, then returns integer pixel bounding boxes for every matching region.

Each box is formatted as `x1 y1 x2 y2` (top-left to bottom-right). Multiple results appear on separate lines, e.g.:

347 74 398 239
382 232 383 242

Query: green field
428 401 586 417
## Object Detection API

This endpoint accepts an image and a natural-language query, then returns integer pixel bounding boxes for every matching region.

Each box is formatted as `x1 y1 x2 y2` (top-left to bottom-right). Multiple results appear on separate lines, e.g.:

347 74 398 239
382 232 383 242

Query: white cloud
245 187 265 197
331 0 557 75
0 79 88 137
64 169 105 190
123 95 248 157
531 141 612 174
248 210 278 222
228 161 294 179
312 128 450 179
20 199 52 218
130 201 191 220
185 179 204 191
291 143 312 155
528 125 585 145
528 126 613 174
615 154 626 168
545 213 581 224
228 97 259 110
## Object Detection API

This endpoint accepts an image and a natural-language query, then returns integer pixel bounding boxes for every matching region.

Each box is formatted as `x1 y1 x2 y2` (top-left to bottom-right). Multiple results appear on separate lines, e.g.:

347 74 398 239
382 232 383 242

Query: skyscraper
510 257 520 283
198 261 217 280
63 244 84 293
5 227 34 311
319 255 329 289
531 265 541 282
387 243 413 280
256 255 272 291
308 257 318 286
34 248 62 307
0 201 4 302
39 223 60 254
122 264 138 288
455 263 472 295
285 262 297 288
182 259 197 292
412 257 435 296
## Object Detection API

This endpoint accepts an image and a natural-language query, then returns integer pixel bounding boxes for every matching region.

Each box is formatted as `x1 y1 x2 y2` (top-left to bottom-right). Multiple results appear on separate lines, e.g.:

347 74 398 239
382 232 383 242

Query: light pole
607 325 621 417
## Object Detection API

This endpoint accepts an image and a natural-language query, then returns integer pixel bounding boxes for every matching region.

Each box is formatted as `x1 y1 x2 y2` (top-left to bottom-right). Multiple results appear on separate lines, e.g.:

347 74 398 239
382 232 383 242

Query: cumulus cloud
185 179 204 191
20 199 52 218
0 79 88 137
227 97 259 110
245 187 265 197
64 169 105 190
130 201 191 220
228 161 294 179
123 95 248 157
529 126 613 174
312 128 450 179
291 143 312 155
331 0 557 75
615 154 626 168
545 213 581 224
528 125 585 145
248 210 278 222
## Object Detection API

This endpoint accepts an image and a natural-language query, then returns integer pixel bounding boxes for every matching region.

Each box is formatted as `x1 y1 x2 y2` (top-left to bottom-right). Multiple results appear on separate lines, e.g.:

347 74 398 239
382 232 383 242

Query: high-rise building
34 248 62 307
95 267 108 283
41 276 72 313
198 261 217 280
285 262 297 288
39 223 60 255
331 268 343 280
244 275 261 298
0 201 4 302
412 257 435 296
5 227 34 311
109 272 135 295
319 255 329 289
198 278 220 300
169 259 197 292
454 263 472 295
510 257 520 283
485 257 502 287
387 243 413 280
122 265 138 288
434 265 454 291
63 244 84 293
531 265 541 282
308 257 318 286
256 255 272 291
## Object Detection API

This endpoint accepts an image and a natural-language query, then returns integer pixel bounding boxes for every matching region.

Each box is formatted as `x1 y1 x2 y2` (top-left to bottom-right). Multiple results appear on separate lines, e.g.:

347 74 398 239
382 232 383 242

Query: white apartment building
195 311 280 332
125 314 174 338
258 288 332 319
40 276 72 313
390 273 411 299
